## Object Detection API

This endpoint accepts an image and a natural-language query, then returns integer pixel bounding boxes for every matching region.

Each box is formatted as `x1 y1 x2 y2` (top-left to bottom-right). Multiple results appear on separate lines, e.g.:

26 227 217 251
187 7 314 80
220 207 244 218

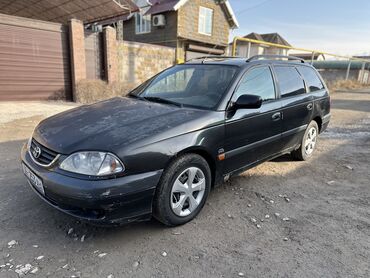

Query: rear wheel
153 154 211 226
291 121 319 161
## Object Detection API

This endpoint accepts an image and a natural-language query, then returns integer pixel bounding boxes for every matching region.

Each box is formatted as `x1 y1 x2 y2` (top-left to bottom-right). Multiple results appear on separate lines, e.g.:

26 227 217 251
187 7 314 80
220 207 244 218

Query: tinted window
234 66 275 101
274 66 306 98
297 66 324 92
139 65 237 110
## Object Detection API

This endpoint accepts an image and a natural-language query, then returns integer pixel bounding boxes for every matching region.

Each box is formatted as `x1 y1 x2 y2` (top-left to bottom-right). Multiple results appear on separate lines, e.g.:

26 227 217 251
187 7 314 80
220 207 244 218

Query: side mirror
233 94 262 110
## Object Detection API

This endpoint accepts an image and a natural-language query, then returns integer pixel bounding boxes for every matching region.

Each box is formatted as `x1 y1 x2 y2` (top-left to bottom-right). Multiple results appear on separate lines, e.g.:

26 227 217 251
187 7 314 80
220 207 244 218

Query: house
92 0 239 63
231 32 291 57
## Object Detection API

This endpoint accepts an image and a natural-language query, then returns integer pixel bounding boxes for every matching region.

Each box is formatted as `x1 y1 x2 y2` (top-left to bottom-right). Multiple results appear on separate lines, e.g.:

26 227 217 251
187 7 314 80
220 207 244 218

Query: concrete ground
0 90 369 278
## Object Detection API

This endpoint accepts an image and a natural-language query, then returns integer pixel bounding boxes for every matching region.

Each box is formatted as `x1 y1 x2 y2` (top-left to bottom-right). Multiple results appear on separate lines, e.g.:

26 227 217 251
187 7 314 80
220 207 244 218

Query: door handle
307 103 313 110
272 112 281 121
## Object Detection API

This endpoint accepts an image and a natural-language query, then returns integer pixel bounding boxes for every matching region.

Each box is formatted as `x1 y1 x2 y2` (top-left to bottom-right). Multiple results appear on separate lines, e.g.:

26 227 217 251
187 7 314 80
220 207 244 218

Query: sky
228 0 370 56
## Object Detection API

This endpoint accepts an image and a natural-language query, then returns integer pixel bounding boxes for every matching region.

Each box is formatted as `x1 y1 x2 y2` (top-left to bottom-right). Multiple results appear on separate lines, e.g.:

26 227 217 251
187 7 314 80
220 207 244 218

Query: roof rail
186 56 242 63
247 55 305 63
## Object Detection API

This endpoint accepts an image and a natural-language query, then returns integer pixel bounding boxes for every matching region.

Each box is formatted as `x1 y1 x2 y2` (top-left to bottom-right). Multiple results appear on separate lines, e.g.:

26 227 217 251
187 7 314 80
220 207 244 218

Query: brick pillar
116 20 124 41
69 19 86 101
104 26 118 83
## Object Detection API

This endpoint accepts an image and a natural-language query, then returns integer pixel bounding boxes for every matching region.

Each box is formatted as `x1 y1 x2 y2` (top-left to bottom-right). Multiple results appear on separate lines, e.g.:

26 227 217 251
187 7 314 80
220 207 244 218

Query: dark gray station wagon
21 55 330 226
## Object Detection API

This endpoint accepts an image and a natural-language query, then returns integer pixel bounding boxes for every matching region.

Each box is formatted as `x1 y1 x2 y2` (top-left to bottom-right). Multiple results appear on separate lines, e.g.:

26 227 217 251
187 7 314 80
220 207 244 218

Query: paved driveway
0 91 369 277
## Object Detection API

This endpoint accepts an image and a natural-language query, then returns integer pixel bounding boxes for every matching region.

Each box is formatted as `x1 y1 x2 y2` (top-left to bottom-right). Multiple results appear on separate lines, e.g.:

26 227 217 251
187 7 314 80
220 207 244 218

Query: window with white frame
198 6 213 35
135 12 151 34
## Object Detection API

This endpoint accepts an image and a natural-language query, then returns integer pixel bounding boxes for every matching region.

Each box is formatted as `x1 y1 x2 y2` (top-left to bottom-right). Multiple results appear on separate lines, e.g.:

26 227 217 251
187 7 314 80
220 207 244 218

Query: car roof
184 55 314 69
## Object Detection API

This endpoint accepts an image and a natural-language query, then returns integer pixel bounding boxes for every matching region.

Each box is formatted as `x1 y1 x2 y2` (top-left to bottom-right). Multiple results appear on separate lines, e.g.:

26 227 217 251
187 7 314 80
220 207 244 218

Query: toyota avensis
21 55 330 226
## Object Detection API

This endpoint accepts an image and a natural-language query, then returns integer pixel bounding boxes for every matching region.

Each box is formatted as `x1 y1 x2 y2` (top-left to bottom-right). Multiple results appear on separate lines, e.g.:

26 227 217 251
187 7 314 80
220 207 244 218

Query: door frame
222 64 284 175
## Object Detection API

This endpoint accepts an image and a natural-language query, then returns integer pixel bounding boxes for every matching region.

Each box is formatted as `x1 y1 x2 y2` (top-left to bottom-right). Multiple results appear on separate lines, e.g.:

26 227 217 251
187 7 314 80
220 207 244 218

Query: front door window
234 66 276 101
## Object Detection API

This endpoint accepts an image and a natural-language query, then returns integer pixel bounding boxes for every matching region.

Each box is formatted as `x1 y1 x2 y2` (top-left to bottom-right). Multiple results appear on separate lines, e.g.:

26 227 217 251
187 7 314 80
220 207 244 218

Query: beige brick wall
177 0 230 46
104 27 118 83
117 41 175 87
69 19 86 100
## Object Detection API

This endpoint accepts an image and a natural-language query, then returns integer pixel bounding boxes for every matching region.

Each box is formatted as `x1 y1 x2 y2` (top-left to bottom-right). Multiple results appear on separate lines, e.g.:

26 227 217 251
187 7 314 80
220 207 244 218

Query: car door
272 65 313 150
224 65 283 174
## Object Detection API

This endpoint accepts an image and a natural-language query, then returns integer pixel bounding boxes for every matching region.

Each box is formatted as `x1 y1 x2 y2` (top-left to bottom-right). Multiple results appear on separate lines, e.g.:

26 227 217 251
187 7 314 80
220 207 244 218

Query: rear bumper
21 144 163 225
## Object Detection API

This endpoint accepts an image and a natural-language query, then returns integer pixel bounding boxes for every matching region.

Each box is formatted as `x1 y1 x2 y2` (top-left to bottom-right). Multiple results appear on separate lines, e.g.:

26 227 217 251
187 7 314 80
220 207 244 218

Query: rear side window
234 66 275 101
274 66 306 98
297 66 324 92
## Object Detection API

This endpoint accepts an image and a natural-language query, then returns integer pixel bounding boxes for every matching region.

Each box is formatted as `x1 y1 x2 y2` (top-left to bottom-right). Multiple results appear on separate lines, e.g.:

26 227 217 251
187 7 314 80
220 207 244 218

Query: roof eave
173 0 189 10
224 0 239 29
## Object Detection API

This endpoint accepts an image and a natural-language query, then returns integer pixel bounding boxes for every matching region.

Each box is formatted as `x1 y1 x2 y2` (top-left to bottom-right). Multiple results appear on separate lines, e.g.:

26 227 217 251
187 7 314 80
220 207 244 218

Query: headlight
60 152 124 176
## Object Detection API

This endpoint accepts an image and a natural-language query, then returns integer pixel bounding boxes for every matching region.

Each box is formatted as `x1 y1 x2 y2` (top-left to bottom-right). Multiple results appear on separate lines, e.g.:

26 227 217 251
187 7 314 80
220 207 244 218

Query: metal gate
84 31 105 80
0 14 72 101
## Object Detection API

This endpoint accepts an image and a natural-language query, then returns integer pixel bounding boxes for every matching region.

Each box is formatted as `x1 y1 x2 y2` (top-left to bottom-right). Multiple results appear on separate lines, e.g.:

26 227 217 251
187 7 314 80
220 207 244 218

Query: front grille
30 138 59 166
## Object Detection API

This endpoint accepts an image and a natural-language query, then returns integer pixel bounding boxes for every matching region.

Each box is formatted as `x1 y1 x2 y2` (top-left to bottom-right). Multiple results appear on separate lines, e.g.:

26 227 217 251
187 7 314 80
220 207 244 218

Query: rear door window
274 66 306 98
297 66 324 92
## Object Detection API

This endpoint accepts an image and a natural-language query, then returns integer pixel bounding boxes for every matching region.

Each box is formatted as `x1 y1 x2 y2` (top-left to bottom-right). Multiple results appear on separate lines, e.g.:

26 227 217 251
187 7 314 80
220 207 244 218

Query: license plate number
22 163 44 195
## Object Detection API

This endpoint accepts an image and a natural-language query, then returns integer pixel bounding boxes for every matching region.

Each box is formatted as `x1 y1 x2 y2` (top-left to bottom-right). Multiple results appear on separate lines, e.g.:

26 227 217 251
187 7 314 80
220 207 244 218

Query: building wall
177 0 230 46
117 40 175 88
234 45 263 57
248 45 265 56
232 43 288 58
264 47 288 56
122 11 178 48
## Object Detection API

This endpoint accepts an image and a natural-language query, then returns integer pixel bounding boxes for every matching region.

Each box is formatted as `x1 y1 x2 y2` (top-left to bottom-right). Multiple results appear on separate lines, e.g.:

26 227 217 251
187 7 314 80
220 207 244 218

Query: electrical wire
235 0 274 15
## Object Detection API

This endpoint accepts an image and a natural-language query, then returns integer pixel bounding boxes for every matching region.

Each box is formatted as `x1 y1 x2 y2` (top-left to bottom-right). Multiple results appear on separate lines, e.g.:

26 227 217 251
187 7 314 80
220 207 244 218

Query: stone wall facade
122 11 178 48
177 0 230 47
117 40 176 88
119 0 231 63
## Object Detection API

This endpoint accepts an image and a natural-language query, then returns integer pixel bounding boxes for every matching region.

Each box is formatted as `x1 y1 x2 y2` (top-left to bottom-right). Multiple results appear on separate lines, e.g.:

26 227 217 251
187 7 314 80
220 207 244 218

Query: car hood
33 97 213 154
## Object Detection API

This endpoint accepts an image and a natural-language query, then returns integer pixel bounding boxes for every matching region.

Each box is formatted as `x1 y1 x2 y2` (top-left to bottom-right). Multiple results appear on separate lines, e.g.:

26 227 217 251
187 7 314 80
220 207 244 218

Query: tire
291 120 319 161
153 154 211 226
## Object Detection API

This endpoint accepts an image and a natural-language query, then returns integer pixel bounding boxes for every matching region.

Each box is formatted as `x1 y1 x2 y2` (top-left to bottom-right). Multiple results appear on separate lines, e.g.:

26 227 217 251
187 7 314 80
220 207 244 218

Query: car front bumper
21 144 163 225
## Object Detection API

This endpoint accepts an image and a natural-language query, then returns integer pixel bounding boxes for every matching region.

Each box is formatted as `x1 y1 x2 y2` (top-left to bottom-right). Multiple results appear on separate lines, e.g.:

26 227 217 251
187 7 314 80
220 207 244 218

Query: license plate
22 163 44 195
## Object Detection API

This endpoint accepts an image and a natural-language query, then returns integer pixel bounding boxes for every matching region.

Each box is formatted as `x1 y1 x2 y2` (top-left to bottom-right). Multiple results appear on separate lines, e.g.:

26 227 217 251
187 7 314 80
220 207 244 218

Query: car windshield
132 64 238 110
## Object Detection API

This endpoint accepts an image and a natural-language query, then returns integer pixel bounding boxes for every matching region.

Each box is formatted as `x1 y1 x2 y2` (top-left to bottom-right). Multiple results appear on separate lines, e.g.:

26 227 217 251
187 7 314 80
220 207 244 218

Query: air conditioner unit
153 14 166 27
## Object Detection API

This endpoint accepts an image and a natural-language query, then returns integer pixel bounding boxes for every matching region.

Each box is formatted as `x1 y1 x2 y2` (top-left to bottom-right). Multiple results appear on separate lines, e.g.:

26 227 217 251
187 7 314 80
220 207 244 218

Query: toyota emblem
32 146 42 159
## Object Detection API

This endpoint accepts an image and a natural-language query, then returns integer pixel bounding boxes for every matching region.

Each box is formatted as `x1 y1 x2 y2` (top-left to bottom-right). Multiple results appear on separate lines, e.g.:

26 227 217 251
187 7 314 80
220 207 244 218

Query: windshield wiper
143 96 183 107
128 94 144 100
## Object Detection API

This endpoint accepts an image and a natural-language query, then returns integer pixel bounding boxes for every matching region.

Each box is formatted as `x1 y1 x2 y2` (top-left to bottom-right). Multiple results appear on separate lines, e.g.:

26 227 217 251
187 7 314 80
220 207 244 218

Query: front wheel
291 121 319 161
153 154 211 226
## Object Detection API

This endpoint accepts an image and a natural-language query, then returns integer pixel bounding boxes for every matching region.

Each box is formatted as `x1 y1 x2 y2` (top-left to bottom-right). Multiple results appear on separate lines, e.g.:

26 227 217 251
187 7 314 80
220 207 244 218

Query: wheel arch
312 115 323 132
168 147 217 187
